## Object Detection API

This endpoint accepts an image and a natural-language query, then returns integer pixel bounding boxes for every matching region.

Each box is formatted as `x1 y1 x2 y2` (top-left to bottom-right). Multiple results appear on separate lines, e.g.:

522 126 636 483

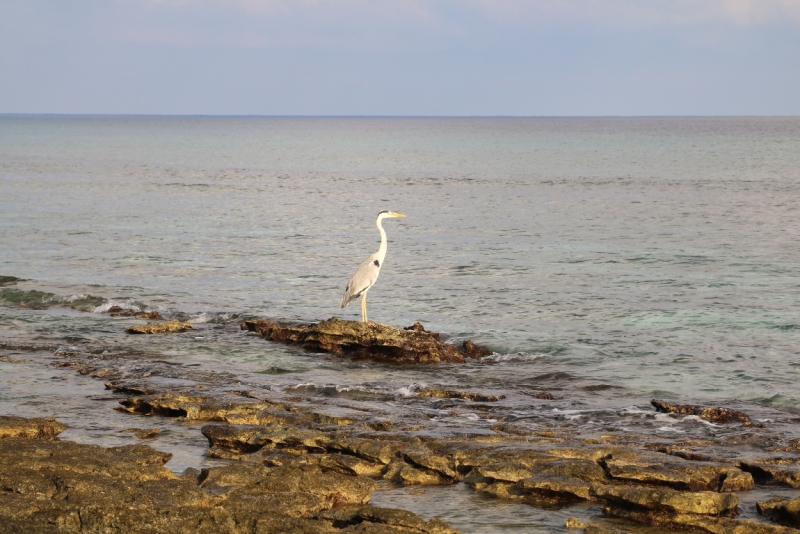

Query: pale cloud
138 0 800 28
88 0 800 51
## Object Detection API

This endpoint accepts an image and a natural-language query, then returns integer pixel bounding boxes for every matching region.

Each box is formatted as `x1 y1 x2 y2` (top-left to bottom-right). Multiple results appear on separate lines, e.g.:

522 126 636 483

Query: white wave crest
92 299 141 313
481 351 543 362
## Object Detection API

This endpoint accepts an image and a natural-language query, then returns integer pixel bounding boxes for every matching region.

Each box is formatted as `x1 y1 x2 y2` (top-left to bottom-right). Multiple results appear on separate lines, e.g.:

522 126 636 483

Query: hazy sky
2 0 799 115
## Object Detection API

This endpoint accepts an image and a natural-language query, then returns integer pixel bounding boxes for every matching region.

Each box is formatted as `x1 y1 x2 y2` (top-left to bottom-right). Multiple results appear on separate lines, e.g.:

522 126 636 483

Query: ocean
2 115 799 531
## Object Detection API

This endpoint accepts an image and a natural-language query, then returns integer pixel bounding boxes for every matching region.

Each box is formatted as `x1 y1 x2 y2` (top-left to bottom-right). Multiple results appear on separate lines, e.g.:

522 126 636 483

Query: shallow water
2 116 800 530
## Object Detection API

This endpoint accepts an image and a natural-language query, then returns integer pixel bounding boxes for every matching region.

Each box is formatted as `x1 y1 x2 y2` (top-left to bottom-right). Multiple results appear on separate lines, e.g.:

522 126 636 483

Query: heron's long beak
390 212 406 218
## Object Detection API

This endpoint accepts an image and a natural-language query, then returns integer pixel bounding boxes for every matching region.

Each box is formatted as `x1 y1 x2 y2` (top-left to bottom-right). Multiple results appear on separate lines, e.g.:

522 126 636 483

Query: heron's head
377 210 406 219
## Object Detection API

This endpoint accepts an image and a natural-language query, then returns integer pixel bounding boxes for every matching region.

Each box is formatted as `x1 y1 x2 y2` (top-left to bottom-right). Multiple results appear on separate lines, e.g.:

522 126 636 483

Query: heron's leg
361 290 369 322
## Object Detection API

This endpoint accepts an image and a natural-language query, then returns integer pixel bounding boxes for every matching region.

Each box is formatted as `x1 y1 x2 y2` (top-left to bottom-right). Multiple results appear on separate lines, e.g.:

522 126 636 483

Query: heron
340 210 406 322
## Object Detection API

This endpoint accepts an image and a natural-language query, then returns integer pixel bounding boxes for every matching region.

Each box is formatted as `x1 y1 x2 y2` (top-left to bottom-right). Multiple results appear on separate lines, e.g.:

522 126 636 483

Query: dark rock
126 320 193 334
651 399 756 425
241 317 491 364
758 496 800 528
124 427 161 439
741 462 800 489
103 306 164 320
462 339 492 358
417 388 503 402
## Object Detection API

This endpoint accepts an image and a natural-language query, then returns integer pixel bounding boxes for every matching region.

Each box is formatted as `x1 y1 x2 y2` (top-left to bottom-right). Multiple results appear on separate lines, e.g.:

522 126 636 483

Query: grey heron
340 210 406 322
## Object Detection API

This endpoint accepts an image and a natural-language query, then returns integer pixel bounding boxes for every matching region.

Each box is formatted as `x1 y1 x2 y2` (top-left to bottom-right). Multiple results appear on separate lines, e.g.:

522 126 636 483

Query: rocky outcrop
126 320 193 334
758 496 800 528
651 399 756 425
0 415 458 534
0 415 66 439
241 317 491 363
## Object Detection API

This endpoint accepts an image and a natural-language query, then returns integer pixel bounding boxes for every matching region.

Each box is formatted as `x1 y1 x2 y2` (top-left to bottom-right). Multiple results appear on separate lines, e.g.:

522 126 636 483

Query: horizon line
2 113 799 119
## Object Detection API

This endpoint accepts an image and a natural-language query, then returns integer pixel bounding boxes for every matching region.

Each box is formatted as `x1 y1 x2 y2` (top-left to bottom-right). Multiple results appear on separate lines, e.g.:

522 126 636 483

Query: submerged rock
417 388 504 402
241 317 491 363
126 320 193 334
651 399 756 425
104 306 164 320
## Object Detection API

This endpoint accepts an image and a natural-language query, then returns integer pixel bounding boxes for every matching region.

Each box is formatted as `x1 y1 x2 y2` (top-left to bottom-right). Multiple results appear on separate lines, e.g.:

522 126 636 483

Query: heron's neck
376 216 388 263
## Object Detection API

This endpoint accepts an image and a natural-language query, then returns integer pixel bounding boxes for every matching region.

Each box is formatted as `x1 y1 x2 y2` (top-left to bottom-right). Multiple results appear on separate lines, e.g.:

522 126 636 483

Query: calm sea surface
2 116 800 531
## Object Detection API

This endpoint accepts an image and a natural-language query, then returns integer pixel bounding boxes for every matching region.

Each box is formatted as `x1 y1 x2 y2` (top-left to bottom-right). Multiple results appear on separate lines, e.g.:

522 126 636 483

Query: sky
1 0 799 116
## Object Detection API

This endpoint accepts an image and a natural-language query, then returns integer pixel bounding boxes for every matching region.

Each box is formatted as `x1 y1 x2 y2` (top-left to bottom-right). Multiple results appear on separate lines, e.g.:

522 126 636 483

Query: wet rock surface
652 399 757 426
0 416 458 533
126 320 194 334
4 344 800 533
104 306 164 320
0 415 66 439
759 496 800 528
241 317 490 363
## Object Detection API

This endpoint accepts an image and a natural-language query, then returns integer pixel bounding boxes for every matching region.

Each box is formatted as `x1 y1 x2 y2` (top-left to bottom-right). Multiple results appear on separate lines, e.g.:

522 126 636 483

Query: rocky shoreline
1 319 800 533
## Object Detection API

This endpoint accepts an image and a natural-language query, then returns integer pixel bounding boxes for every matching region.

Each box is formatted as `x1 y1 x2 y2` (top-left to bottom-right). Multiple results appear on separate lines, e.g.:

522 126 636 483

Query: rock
118 394 274 421
605 506 799 533
124 427 160 439
104 306 164 320
126 320 193 334
602 449 753 491
518 474 595 503
0 416 459 534
417 388 503 402
565 517 588 529
135 311 165 320
0 415 66 439
741 462 800 489
383 457 456 486
462 339 492 358
651 399 755 425
241 317 490 364
318 506 460 533
592 484 738 515
758 497 800 528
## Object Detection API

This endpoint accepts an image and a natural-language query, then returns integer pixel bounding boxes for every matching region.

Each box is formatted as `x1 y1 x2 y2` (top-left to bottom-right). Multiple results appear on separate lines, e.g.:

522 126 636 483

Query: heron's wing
340 255 381 307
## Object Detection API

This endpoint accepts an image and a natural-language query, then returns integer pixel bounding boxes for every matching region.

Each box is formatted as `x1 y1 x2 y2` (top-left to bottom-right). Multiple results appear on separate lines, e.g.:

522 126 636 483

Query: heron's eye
373 260 380 267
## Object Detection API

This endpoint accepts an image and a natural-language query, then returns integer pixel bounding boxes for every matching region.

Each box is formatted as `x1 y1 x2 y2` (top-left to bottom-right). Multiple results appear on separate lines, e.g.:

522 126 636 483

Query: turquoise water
2 116 799 408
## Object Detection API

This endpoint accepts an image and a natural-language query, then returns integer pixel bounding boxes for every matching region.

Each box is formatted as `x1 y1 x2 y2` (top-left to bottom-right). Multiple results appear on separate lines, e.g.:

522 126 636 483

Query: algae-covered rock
0 416 460 534
602 449 753 492
318 505 460 533
118 394 275 421
592 484 738 515
126 320 193 334
758 496 800 527
241 317 490 363
0 415 66 440
605 505 799 533
741 462 800 489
